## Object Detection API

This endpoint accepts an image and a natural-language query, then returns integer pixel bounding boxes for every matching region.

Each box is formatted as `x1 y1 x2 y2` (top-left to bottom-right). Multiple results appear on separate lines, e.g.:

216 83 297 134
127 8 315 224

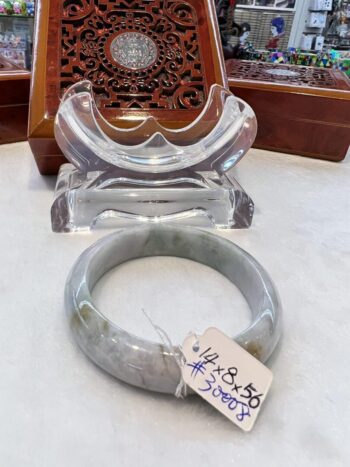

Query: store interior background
219 0 350 71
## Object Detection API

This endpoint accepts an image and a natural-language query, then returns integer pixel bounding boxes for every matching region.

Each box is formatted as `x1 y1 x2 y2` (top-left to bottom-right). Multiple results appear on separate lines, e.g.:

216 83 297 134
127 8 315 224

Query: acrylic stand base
51 164 254 232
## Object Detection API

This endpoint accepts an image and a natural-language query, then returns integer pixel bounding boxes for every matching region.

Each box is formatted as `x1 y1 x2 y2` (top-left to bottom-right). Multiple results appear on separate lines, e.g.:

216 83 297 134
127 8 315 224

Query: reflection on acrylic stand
51 81 257 232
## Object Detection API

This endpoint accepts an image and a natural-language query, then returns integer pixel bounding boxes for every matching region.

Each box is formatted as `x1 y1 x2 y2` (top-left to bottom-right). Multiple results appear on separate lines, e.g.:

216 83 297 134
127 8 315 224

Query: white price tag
182 328 273 432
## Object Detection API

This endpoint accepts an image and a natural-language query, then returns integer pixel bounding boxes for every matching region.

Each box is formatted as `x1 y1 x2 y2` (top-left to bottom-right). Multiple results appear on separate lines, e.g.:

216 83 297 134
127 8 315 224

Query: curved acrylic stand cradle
52 81 257 232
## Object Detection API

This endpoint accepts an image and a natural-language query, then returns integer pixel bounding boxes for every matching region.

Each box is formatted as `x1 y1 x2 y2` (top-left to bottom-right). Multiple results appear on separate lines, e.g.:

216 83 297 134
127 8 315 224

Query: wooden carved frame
29 0 227 144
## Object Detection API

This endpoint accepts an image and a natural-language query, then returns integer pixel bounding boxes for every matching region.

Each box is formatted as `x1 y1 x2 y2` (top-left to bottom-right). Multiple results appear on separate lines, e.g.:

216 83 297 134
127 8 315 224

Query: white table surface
0 142 349 467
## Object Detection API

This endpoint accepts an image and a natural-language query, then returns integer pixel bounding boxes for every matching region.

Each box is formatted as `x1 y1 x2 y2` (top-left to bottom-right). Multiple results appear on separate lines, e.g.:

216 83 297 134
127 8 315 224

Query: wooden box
0 56 30 145
227 60 350 162
29 0 226 175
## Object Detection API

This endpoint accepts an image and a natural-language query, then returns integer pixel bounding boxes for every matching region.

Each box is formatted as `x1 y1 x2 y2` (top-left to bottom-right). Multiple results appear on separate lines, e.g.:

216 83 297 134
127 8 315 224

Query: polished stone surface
66 225 281 393
0 142 349 466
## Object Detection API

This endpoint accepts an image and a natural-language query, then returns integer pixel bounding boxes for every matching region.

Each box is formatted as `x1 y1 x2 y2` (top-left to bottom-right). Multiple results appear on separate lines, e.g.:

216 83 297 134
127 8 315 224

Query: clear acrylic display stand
51 81 257 232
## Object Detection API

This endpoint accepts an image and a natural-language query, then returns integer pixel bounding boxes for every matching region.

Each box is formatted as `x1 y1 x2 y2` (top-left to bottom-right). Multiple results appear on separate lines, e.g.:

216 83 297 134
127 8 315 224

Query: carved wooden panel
45 0 222 118
226 60 350 91
29 0 226 173
226 60 350 163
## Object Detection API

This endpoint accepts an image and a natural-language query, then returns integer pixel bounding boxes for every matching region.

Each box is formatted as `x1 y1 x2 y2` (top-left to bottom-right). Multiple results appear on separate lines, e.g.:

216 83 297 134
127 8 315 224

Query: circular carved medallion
265 68 300 78
110 32 158 70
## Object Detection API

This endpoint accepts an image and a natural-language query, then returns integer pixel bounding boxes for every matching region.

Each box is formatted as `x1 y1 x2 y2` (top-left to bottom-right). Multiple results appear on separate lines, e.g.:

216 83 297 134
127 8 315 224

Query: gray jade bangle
65 225 282 394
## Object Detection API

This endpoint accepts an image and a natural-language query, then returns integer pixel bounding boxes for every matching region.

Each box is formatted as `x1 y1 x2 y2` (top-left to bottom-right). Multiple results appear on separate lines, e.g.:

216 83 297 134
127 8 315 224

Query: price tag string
142 308 195 399
142 310 273 431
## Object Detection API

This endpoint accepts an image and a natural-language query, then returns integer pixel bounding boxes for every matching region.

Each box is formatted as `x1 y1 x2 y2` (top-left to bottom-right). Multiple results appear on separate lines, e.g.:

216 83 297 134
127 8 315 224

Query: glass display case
324 0 350 49
0 2 34 144
0 2 35 70
218 0 350 75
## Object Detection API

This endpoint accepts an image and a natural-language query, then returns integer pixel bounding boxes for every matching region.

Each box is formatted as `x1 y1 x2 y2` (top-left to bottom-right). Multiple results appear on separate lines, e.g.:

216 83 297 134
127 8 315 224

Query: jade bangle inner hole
92 256 251 344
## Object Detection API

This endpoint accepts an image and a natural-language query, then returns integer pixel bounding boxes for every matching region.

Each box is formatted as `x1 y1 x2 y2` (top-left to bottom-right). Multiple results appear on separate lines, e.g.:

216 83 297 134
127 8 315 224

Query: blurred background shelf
0 54 30 144
0 6 35 70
